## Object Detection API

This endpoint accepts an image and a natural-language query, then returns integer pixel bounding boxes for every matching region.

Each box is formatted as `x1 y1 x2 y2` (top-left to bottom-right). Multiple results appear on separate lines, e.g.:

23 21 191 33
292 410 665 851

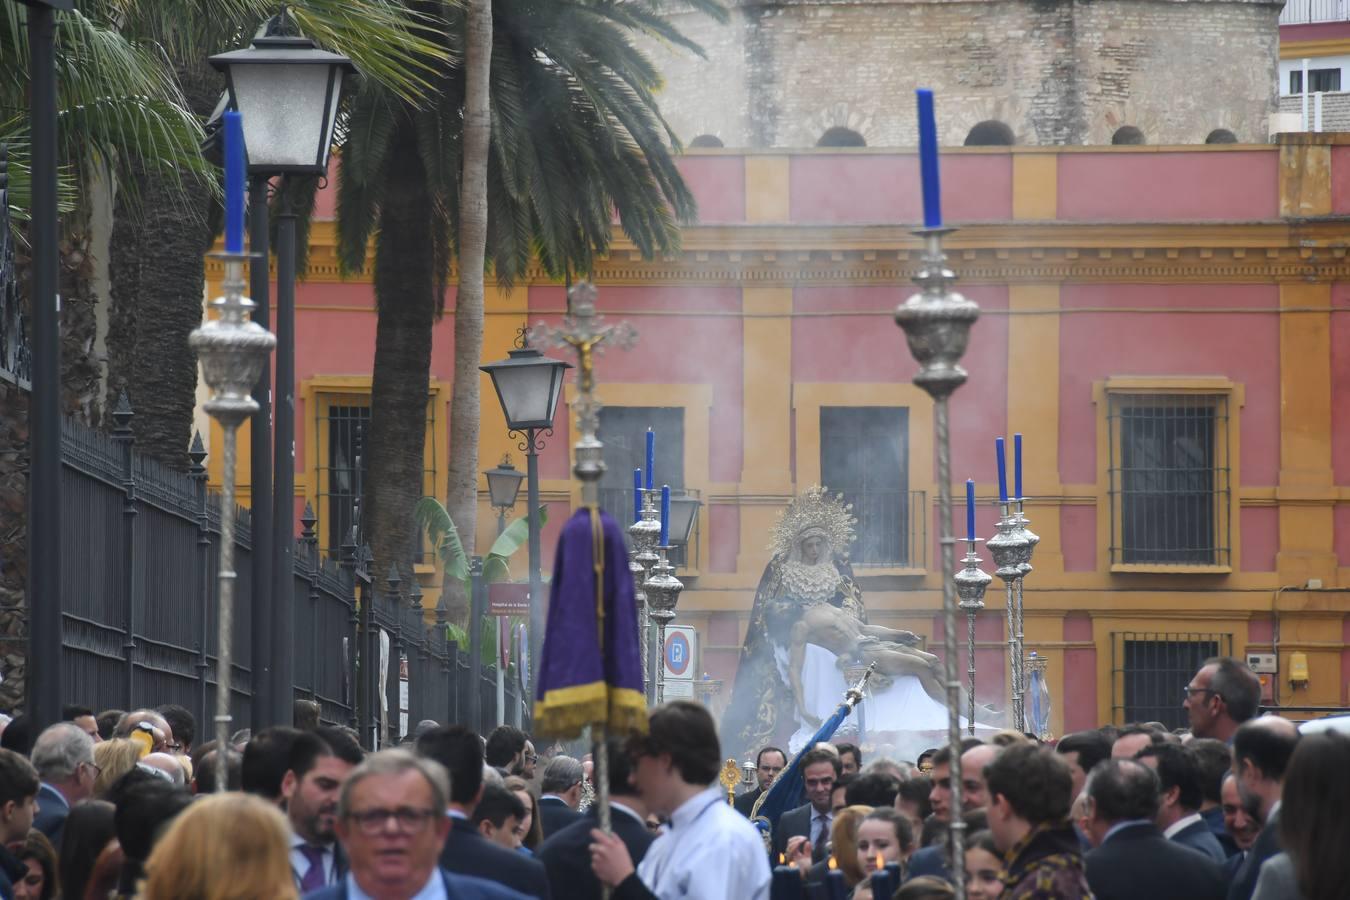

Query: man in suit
1184 657 1261 744
29 722 96 850
1190 738 1240 857
906 741 999 882
538 737 655 900
1082 758 1225 900
772 747 839 863
734 746 785 818
538 756 586 839
1054 730 1113 801
1219 772 1261 880
1225 716 1299 900
309 749 528 900
1135 742 1227 862
486 726 537 780
415 724 551 898
285 727 364 892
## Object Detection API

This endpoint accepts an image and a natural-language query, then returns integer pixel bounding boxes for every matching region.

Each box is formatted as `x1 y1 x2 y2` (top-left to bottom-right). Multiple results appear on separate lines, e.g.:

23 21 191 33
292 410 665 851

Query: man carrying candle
588 701 770 900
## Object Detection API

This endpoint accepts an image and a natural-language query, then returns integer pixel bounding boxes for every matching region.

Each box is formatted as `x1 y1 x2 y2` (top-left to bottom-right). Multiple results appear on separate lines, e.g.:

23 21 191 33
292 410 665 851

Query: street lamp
209 19 355 729
666 489 702 565
485 455 526 535
481 342 571 711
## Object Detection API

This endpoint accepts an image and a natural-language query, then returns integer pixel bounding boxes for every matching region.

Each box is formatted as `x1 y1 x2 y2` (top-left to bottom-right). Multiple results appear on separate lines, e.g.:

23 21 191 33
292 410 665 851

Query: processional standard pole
894 89 980 899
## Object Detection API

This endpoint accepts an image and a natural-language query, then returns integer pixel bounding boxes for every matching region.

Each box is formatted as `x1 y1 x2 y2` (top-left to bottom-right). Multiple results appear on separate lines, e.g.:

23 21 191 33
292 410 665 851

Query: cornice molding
206 219 1350 286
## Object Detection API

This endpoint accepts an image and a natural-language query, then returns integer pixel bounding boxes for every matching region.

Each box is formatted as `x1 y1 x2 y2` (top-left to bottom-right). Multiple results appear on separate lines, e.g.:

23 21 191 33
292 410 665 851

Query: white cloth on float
782 644 996 760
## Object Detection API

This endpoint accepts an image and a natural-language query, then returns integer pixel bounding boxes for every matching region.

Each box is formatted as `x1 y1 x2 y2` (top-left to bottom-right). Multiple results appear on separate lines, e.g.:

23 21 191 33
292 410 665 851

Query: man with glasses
772 747 841 863
538 756 586 839
313 749 528 900
1183 657 1260 744
734 746 785 817
29 722 96 850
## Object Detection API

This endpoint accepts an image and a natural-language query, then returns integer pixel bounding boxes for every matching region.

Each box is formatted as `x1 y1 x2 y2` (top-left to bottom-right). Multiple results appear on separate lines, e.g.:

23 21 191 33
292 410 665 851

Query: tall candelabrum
189 252 275 790
894 226 980 892
954 536 992 736
643 542 684 705
987 500 1038 732
628 489 661 700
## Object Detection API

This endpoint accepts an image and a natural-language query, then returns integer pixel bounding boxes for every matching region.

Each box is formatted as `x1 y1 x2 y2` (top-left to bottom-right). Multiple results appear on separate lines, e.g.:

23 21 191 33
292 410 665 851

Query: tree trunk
363 116 436 588
440 0 493 623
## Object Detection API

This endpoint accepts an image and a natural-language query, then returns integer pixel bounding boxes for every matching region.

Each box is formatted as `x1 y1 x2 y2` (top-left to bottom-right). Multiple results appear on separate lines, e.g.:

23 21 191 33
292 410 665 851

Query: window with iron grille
314 395 438 561
1107 392 1231 567
820 407 912 566
1111 631 1232 729
596 407 689 564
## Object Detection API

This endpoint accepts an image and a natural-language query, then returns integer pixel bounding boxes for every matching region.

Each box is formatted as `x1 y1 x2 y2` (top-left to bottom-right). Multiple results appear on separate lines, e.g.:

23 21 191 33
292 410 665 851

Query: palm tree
336 0 726 619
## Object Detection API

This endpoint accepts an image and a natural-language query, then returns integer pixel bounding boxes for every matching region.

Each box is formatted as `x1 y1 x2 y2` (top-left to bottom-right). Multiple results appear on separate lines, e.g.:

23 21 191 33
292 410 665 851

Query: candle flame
778 853 785 865
828 857 837 871
876 853 885 871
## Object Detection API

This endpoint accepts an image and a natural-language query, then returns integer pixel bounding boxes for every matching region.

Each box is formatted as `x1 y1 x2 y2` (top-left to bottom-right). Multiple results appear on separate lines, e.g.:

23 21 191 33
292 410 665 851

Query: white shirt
289 832 336 888
1163 812 1204 840
636 786 771 900
345 869 445 900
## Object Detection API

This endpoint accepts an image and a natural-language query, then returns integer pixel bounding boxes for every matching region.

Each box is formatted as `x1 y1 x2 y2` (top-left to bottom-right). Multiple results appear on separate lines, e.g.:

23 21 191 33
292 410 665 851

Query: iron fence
54 404 519 748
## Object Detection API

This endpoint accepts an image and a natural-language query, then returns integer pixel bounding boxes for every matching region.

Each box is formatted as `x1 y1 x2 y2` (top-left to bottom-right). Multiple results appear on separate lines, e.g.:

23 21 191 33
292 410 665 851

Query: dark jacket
1003 823 1092 900
734 787 764 819
537 804 654 900
1086 822 1224 900
1228 810 1282 900
291 842 349 891
0 842 27 900
1172 817 1228 863
538 796 585 840
302 867 530 900
772 803 828 863
440 815 552 899
1201 805 1240 857
904 845 949 883
33 783 69 850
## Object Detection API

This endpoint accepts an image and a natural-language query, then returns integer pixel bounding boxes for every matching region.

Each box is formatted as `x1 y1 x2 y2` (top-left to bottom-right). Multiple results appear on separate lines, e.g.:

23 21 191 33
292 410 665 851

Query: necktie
812 814 829 862
299 845 327 892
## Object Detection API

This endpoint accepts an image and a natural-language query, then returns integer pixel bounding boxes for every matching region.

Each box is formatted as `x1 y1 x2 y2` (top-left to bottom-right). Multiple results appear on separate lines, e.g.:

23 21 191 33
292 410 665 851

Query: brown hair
830 805 872 887
92 739 140 799
1280 730 1350 900
504 775 544 850
15 829 58 900
139 793 298 900
627 701 720 786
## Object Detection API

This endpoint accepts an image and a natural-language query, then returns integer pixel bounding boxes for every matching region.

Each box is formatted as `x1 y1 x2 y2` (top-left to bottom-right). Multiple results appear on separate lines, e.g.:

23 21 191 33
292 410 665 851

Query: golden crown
769 485 857 558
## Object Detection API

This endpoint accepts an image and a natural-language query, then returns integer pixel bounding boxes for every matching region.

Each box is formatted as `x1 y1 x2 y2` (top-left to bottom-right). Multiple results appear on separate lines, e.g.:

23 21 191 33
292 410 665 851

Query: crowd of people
0 654 1340 900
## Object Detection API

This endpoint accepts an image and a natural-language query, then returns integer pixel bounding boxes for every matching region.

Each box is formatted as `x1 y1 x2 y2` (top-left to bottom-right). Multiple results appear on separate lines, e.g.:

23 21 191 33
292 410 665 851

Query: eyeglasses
1183 687 1219 702
345 807 440 835
524 754 539 764
81 761 102 778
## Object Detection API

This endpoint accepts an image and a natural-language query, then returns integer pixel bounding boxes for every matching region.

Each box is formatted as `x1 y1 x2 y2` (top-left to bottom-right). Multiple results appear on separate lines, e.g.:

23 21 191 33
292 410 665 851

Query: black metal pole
526 437 542 705
270 195 296 727
468 556 484 732
248 176 274 728
26 1 63 730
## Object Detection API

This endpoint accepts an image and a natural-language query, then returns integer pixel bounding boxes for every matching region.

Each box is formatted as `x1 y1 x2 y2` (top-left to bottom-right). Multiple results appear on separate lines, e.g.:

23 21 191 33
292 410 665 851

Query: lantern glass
667 492 702 547
485 459 525 509
481 348 571 432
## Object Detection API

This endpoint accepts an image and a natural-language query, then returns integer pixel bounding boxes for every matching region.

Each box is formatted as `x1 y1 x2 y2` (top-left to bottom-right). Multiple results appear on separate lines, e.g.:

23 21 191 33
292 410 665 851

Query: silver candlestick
1011 499 1039 733
894 226 980 898
643 545 683 705
628 489 662 702
954 535 992 736
987 503 1033 732
190 252 275 790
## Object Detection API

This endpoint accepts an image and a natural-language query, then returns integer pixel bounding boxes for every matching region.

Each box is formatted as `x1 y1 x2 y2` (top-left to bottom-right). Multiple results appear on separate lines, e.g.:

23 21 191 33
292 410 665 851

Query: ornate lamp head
955 543 993 612
893 231 981 402
190 256 275 427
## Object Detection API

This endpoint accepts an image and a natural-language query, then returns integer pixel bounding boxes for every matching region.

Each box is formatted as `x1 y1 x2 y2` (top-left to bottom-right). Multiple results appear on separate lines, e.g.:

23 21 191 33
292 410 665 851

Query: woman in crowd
964 829 1005 900
1255 730 1350 900
92 739 140 799
504 774 544 852
137 792 298 900
851 807 915 899
830 805 872 895
13 830 57 900
58 801 116 900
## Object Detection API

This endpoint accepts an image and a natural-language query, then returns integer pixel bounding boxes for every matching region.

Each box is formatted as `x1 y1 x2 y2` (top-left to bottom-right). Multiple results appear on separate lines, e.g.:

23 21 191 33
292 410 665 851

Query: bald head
1232 715 1299 821
960 743 1001 809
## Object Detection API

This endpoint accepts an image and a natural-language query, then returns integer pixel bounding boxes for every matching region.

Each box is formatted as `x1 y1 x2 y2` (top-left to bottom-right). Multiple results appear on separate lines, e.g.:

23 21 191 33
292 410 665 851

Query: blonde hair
93 739 141 799
138 793 298 900
831 804 873 886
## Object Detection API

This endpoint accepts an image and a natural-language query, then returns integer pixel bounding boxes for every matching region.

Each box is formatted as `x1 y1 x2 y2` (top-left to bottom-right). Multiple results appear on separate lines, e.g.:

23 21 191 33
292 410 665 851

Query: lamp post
484 455 524 725
481 341 571 706
15 0 73 731
209 19 354 727
191 252 275 789
666 489 702 566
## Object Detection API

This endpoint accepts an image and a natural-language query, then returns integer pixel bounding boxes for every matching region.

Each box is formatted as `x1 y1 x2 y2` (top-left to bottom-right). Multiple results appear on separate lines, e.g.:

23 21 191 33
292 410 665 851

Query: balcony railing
1280 0 1348 26
839 489 927 569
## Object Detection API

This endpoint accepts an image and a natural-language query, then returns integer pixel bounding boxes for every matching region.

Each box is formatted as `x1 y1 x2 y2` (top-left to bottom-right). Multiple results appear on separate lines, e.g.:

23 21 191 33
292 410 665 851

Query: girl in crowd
504 774 544 852
57 801 116 900
13 830 57 900
851 807 916 899
965 829 1006 900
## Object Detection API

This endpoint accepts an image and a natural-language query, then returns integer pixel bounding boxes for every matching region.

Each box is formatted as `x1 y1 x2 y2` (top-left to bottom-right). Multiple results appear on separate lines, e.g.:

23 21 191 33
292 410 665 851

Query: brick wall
643 0 1281 148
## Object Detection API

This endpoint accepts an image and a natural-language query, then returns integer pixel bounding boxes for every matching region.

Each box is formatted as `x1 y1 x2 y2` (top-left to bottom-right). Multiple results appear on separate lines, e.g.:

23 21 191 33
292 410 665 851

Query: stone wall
644 0 1282 147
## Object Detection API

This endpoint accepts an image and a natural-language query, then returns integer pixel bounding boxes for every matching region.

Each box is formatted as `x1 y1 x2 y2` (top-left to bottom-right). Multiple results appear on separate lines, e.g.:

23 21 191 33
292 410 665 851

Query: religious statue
723 486 989 759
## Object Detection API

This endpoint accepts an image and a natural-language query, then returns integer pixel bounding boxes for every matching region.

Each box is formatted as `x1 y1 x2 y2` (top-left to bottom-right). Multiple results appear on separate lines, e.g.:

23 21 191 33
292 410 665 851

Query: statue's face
800 535 826 565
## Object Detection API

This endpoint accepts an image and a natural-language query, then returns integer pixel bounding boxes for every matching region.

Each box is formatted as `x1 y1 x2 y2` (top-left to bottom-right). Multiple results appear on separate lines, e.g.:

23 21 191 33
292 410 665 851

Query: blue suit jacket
1172 817 1228 863
303 868 530 900
32 784 69 850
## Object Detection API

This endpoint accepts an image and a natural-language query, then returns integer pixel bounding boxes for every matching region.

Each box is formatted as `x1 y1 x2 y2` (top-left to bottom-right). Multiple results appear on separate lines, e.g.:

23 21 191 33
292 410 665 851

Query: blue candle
633 469 643 523
966 479 976 541
884 862 902 888
660 485 670 547
824 866 847 900
870 867 894 900
645 429 655 491
915 88 942 228
223 109 246 253
771 865 804 900
1014 432 1024 501
995 437 1008 504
